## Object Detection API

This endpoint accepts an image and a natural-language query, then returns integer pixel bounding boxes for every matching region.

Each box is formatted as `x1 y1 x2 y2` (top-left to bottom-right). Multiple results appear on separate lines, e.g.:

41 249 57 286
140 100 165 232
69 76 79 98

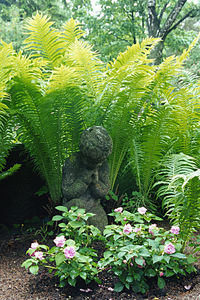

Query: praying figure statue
62 126 113 231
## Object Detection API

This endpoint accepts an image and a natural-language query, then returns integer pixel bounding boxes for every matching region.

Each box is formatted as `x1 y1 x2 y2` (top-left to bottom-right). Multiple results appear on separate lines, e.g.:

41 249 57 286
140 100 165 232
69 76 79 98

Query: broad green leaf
52 215 64 221
29 265 39 275
126 275 133 283
55 253 65 266
157 277 166 289
80 272 87 280
21 260 33 269
104 251 112 259
171 253 186 259
68 277 76 287
69 220 84 228
135 257 144 266
55 206 68 212
114 281 124 292
153 255 163 264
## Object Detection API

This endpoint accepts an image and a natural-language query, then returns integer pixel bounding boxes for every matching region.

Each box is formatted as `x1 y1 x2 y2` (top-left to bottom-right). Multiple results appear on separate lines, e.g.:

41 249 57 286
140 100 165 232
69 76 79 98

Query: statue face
81 154 104 170
79 126 113 167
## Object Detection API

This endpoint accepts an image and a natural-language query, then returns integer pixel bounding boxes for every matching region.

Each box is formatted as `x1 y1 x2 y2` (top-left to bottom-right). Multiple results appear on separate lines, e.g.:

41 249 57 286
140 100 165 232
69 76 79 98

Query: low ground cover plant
22 206 102 287
99 207 197 293
22 206 198 294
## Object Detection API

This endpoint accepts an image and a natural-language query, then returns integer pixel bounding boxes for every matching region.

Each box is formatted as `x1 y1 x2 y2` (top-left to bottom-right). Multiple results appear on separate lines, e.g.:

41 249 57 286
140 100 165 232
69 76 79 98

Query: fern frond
178 32 200 64
155 153 199 239
61 18 84 45
64 40 103 96
0 163 21 181
24 13 65 68
107 37 160 72
10 53 45 86
47 65 81 92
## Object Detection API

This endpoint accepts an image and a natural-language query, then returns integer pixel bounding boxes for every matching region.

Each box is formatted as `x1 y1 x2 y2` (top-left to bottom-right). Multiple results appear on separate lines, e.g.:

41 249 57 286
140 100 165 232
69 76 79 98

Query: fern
24 13 65 68
155 153 200 243
61 18 84 45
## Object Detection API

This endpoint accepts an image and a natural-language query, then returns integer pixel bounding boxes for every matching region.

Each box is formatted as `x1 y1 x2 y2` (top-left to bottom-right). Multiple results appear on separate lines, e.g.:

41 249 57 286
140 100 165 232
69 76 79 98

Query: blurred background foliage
0 0 199 71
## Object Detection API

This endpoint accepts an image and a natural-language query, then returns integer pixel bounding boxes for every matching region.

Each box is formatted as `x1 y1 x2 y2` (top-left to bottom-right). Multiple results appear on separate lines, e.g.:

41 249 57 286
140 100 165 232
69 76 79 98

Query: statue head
80 126 113 168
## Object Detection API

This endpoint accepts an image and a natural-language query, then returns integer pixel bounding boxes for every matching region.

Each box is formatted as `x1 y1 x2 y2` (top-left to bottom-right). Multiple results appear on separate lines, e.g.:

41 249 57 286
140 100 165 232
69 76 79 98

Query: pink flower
123 217 127 221
159 272 164 277
123 260 127 264
133 227 141 233
170 226 180 235
64 246 76 259
114 207 123 213
149 224 157 235
164 242 176 254
137 207 147 215
54 235 66 247
31 242 39 249
130 262 134 266
34 251 44 260
123 223 132 234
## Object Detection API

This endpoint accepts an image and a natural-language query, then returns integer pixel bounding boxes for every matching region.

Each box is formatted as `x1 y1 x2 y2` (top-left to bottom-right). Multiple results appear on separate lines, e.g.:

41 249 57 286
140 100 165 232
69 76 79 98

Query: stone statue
62 126 113 231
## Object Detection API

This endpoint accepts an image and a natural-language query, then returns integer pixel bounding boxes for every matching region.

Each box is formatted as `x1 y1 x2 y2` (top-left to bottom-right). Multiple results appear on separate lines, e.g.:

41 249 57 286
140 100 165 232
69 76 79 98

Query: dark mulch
0 231 200 300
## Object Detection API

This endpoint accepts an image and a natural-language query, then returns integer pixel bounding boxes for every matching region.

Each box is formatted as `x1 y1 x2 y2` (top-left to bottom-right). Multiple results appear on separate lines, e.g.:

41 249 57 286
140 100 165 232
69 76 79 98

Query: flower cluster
22 205 196 295
53 235 66 247
64 246 76 259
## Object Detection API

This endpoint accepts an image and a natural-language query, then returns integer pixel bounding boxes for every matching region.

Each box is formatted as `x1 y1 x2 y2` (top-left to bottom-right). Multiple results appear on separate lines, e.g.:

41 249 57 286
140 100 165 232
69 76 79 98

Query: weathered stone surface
62 126 113 230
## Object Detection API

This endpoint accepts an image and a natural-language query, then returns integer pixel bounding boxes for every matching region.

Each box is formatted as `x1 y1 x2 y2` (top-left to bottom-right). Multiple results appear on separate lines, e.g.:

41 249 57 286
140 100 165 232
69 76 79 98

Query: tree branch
147 0 160 36
164 9 194 37
158 3 168 23
160 0 187 37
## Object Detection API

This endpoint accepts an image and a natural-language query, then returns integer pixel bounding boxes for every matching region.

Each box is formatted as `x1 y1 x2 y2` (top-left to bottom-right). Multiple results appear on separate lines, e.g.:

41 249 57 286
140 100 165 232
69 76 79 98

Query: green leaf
55 253 65 266
68 277 76 287
126 275 133 283
153 255 163 264
114 269 122 276
187 255 197 264
58 223 67 228
76 253 89 263
104 251 112 259
165 270 174 277
80 272 87 280
29 265 39 275
145 268 156 277
70 269 79 279
171 253 186 259
114 281 124 292
59 280 67 288
135 257 144 266
69 220 84 228
157 277 166 289
52 215 64 221
21 259 33 269
55 206 69 212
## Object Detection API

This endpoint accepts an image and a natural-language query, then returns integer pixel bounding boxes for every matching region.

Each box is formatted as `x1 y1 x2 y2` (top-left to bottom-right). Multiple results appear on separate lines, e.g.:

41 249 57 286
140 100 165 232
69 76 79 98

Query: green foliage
99 208 196 294
155 153 200 245
22 206 197 293
22 206 101 287
5 14 102 202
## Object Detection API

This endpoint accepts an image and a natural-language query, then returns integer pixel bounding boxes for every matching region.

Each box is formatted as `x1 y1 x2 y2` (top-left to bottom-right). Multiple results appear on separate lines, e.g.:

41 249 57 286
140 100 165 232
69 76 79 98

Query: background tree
88 0 200 64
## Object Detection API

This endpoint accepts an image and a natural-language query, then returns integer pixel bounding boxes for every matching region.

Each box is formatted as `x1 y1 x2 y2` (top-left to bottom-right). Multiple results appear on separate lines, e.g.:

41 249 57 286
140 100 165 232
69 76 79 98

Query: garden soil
0 232 199 300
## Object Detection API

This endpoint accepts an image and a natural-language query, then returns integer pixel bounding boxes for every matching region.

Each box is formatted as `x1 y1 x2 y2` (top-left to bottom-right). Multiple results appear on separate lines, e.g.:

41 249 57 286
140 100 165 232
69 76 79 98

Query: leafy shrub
99 208 197 294
22 206 197 294
22 206 102 287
